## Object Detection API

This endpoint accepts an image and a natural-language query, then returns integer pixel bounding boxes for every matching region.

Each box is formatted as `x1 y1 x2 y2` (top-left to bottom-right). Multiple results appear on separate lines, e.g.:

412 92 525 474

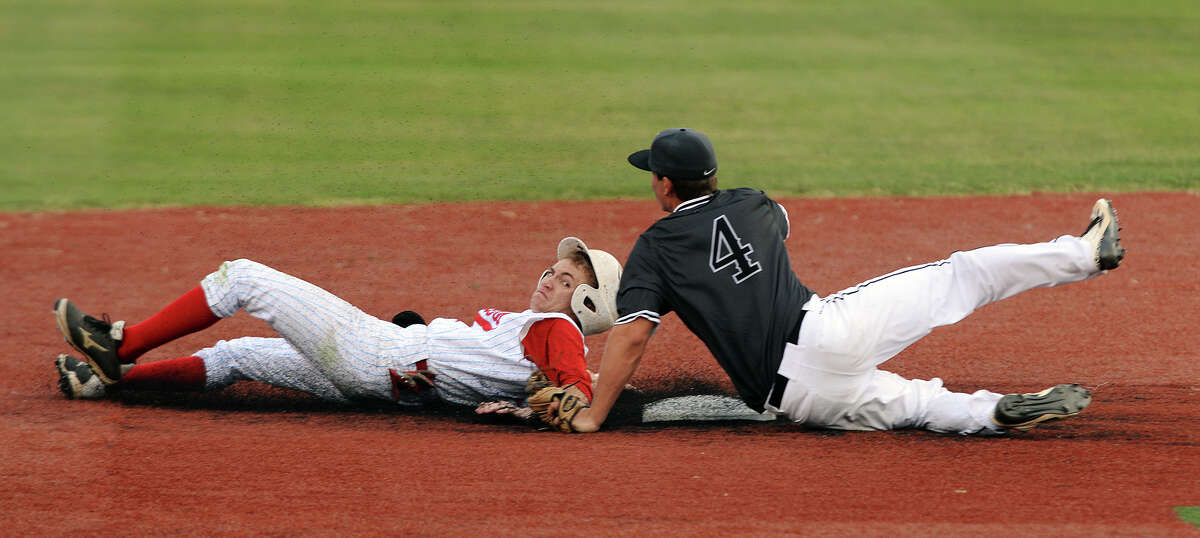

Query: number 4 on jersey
710 215 761 283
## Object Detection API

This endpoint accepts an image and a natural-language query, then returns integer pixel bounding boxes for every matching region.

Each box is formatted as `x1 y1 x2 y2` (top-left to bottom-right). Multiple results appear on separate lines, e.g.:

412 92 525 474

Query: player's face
530 258 585 315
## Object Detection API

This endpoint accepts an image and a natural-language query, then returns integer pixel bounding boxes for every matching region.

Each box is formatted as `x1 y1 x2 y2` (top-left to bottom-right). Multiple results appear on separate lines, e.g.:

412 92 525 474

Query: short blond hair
563 251 599 288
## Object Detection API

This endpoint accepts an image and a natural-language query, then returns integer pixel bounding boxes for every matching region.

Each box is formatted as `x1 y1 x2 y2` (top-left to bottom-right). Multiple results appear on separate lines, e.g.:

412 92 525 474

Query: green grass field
2 0 1197 211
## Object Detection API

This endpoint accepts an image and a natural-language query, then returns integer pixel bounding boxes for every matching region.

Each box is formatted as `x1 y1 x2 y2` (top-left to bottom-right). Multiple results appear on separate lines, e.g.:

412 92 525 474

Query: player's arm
568 317 656 433
525 318 593 399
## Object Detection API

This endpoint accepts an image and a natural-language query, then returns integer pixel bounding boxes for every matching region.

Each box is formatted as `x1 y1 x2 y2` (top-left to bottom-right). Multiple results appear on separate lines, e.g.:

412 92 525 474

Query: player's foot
1080 198 1124 270
992 384 1092 432
55 354 107 399
53 298 126 385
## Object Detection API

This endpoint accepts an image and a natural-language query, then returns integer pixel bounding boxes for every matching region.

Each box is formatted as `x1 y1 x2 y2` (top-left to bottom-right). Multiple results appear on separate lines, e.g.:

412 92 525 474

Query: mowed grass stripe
1177 507 1200 529
1 0 1197 210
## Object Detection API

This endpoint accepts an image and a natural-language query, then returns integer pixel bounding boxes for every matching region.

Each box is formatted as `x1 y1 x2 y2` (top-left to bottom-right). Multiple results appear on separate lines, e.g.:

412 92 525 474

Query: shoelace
82 313 113 333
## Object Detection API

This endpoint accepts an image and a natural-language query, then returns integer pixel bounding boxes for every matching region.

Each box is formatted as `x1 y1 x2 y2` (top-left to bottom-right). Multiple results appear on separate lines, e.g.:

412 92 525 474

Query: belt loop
767 374 788 409
788 310 807 345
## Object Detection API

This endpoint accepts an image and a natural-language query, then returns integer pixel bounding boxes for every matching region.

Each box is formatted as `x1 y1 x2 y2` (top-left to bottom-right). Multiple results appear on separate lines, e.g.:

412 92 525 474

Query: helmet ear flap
571 284 616 336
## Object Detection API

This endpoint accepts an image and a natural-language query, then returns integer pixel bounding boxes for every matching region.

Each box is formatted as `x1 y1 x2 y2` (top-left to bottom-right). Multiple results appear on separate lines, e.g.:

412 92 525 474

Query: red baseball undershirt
520 318 593 400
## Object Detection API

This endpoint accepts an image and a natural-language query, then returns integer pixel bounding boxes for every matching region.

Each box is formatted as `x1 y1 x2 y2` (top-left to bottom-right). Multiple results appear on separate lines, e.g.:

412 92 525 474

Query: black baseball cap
627 128 718 180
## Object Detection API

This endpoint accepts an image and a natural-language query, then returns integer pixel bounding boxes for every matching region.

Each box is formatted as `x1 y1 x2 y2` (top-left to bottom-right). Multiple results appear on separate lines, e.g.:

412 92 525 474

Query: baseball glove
525 368 553 395
526 383 588 433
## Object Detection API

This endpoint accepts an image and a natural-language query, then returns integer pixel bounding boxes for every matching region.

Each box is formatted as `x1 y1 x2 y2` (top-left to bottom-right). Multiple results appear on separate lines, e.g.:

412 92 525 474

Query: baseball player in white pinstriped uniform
52 237 623 411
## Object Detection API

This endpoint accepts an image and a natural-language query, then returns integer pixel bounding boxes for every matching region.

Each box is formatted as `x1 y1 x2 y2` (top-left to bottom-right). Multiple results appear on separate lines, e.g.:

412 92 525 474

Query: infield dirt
2 192 1197 535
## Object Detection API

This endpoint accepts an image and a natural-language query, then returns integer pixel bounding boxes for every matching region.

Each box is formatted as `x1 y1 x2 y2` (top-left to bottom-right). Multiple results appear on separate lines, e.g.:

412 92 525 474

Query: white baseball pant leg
199 259 428 402
196 337 354 403
771 235 1100 434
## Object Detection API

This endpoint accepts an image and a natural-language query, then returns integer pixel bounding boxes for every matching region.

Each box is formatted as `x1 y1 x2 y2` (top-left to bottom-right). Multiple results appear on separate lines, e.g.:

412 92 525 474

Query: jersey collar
672 193 715 213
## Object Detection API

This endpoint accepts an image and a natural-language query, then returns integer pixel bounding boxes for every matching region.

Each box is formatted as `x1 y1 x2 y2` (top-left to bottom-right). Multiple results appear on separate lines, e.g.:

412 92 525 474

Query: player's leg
772 365 1005 434
54 351 207 400
117 355 207 392
118 286 220 362
810 235 1096 372
201 259 420 401
812 198 1122 372
777 241 1098 431
54 286 219 385
844 372 1091 434
194 337 354 403
773 200 1119 433
772 356 1089 434
55 337 354 403
796 195 1123 376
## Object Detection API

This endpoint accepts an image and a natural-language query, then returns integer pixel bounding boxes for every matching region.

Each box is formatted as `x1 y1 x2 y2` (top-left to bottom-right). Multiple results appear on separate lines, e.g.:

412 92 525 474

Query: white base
642 395 776 423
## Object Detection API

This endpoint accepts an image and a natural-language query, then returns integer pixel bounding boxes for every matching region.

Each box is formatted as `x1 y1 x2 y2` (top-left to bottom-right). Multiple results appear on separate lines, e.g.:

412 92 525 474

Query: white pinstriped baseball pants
194 259 427 403
767 235 1101 434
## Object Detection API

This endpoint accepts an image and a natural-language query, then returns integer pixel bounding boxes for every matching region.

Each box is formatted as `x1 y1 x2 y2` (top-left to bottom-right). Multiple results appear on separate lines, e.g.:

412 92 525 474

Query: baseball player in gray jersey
52 237 622 412
554 128 1123 435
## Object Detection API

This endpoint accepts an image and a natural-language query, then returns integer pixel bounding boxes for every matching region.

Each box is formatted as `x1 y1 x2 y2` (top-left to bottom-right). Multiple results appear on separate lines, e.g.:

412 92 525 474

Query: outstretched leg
774 199 1122 434
790 233 1100 376
54 337 355 403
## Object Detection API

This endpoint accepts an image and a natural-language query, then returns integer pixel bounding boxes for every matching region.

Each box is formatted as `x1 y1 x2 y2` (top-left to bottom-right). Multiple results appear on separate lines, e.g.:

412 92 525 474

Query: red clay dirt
2 192 1197 535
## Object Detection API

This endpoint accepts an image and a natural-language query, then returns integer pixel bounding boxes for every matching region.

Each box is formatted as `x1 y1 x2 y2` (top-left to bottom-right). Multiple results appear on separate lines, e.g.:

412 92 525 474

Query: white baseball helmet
557 237 623 336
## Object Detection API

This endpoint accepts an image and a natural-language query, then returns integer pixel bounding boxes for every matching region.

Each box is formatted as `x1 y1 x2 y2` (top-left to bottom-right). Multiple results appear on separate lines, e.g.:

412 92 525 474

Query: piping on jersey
824 260 951 303
615 310 661 325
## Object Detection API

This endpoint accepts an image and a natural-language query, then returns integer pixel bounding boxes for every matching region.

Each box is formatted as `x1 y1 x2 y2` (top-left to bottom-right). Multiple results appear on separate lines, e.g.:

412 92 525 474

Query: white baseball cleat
992 384 1092 432
55 354 108 400
1080 199 1125 271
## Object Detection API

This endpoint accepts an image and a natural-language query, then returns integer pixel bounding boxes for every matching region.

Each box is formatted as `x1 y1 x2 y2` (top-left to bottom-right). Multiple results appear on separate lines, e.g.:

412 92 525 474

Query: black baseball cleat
1080 199 1125 270
55 354 107 400
992 384 1092 432
53 298 126 385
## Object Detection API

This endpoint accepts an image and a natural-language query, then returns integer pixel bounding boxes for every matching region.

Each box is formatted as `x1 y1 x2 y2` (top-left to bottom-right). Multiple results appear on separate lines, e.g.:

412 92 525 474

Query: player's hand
563 406 601 433
475 400 535 421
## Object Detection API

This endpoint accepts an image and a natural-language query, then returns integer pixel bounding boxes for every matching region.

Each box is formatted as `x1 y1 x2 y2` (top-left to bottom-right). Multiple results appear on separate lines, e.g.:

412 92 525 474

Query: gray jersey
615 188 813 411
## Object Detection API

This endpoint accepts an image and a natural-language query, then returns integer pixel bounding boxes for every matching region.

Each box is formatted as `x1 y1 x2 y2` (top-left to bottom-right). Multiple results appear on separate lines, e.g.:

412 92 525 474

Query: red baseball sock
117 356 207 392
118 286 219 363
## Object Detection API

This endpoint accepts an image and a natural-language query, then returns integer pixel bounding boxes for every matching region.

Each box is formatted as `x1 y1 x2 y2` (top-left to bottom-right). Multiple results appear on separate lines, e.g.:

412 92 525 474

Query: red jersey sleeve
520 318 592 400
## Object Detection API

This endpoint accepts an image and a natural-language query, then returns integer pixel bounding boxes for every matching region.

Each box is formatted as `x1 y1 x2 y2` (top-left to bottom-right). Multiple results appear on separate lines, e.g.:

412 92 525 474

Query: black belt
767 310 807 409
